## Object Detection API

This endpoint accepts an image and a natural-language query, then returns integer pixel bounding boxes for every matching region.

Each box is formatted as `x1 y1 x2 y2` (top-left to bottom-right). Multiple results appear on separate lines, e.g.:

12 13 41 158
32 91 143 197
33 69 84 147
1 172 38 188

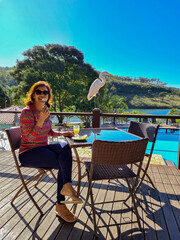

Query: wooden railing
0 108 180 169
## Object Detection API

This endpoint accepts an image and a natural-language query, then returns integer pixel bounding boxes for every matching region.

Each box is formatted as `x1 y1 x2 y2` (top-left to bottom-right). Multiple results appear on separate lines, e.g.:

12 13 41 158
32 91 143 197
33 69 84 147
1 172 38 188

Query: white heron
87 71 114 101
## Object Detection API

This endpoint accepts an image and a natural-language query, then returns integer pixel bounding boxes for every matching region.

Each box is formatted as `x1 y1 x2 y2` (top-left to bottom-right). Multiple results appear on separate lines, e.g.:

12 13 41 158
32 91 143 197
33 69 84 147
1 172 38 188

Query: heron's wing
87 79 102 100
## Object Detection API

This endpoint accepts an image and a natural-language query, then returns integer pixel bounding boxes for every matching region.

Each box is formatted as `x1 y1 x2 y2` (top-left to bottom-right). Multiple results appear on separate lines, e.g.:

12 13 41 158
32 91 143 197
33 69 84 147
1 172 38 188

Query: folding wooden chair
128 121 160 190
83 138 148 237
5 127 57 215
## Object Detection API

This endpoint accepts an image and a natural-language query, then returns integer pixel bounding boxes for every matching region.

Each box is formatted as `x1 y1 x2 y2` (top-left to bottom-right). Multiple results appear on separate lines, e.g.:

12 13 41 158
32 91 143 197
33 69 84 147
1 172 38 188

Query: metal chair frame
5 127 57 215
83 138 148 237
128 121 160 191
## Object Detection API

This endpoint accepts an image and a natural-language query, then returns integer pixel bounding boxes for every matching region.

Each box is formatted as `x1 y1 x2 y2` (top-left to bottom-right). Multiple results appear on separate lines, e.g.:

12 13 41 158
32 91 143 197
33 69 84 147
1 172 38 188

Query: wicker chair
83 138 148 237
128 121 160 191
5 127 57 215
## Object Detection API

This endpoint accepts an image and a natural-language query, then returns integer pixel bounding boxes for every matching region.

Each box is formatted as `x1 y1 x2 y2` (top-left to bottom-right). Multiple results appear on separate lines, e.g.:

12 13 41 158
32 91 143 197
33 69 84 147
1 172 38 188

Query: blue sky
0 0 180 88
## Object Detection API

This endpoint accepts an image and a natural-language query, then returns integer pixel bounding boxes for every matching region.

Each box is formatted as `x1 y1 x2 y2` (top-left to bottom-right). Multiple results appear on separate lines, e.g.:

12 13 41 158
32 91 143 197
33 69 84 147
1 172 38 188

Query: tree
0 85 10 108
106 95 128 113
167 108 179 115
11 44 98 122
138 77 150 84
0 67 17 88
167 108 180 124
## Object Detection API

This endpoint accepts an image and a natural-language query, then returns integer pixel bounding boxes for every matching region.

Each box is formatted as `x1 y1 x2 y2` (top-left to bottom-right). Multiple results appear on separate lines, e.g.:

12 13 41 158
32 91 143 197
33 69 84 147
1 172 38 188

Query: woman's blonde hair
24 81 53 107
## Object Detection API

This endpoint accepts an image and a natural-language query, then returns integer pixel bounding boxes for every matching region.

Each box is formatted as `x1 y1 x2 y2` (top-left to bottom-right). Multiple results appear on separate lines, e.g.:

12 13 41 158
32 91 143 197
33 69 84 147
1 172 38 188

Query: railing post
178 130 180 169
92 108 101 128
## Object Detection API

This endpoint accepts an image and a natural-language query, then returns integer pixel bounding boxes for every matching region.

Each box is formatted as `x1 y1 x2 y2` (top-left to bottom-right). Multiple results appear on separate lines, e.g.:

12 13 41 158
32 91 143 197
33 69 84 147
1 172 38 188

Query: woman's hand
39 105 50 122
60 131 74 137
36 105 50 128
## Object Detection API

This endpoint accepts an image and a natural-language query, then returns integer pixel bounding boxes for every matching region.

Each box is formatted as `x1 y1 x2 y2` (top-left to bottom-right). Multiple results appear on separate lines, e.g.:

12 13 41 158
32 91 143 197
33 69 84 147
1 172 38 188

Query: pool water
141 129 179 166
0 124 13 131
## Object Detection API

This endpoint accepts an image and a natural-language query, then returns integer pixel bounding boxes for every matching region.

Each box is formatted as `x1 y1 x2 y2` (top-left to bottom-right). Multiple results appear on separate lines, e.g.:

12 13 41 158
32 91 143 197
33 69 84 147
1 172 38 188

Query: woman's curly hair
24 81 53 108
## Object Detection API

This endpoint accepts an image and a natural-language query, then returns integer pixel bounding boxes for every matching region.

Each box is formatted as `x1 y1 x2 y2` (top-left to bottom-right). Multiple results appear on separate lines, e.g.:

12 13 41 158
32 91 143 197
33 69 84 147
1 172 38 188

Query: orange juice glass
73 125 80 136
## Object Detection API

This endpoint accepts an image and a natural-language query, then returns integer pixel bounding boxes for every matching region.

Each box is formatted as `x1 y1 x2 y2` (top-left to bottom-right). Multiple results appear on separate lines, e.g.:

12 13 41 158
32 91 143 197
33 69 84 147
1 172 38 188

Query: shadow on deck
0 151 180 240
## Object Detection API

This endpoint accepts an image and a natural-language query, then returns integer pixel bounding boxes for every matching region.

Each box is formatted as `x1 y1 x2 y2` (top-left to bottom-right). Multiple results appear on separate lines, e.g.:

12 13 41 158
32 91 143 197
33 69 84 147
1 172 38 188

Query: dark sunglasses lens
35 90 41 95
35 90 49 95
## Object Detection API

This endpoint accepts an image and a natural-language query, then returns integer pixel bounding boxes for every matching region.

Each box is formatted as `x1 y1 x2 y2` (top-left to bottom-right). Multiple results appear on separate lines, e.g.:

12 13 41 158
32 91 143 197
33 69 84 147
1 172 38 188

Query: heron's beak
87 94 92 101
106 73 114 76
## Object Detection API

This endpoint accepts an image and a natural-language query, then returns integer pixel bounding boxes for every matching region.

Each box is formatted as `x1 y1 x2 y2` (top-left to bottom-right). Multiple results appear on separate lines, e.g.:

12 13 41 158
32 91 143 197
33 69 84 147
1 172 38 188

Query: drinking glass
73 125 80 137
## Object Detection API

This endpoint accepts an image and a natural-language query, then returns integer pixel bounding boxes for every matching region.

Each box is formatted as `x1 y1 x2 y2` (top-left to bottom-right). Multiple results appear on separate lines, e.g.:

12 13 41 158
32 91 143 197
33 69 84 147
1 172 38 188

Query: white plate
72 135 88 141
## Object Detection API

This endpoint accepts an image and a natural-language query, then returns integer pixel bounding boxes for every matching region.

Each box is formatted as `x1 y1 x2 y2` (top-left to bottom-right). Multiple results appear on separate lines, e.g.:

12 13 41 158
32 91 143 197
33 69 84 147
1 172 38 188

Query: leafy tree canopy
0 67 17 88
0 84 10 108
11 44 100 121
167 108 180 115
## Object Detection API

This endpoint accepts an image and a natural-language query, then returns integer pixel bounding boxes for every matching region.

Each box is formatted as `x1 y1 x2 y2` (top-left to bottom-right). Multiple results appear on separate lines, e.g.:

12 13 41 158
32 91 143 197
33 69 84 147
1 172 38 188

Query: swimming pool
0 124 13 131
131 128 178 166
152 129 179 166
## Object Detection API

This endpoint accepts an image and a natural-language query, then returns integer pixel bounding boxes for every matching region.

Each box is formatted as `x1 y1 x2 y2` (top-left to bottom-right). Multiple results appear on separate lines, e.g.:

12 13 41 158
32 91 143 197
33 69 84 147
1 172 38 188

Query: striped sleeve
20 108 42 142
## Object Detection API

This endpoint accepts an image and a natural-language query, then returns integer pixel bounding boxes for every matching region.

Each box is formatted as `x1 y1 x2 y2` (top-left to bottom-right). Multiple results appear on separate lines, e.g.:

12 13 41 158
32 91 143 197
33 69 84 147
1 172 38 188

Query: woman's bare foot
55 204 77 222
60 182 83 204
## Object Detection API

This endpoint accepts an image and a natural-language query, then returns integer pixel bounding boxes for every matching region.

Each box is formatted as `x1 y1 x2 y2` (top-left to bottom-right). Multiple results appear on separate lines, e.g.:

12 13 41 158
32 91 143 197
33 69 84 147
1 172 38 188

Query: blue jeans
19 143 73 203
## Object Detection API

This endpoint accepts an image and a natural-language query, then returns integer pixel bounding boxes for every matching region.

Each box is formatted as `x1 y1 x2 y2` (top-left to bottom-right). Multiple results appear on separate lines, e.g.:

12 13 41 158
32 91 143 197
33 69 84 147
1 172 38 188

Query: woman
19 81 82 222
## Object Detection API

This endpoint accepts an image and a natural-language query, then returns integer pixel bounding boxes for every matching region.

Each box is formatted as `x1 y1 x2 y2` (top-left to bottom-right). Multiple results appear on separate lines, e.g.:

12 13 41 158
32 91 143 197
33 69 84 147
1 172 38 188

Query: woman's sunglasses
35 89 49 95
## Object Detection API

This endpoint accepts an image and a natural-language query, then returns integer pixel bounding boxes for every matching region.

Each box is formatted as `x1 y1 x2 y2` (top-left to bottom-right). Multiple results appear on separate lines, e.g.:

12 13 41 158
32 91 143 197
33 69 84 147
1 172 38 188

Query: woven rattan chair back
128 121 160 189
128 121 159 143
5 127 57 215
92 138 148 165
6 127 21 151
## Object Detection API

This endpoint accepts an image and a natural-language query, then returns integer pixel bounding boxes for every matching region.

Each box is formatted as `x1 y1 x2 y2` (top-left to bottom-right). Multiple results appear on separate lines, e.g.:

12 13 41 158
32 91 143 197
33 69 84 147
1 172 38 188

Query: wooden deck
0 150 180 240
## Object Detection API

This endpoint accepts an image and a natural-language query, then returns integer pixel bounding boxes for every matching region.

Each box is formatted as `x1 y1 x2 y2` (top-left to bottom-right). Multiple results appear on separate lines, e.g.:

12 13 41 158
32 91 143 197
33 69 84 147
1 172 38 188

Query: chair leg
124 168 155 206
49 170 57 182
123 194 131 204
11 171 43 203
35 169 57 187
34 170 46 187
124 178 140 206
131 192 142 230
11 185 27 204
83 172 91 208
89 186 98 238
126 179 142 230
135 170 155 194
134 160 156 190
12 178 43 215
24 183 43 215
144 172 156 189
124 182 141 207
83 183 91 208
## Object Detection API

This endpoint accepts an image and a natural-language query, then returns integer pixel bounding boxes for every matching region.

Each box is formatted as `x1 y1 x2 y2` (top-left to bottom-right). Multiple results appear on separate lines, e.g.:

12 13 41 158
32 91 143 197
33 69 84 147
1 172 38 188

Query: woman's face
32 86 49 104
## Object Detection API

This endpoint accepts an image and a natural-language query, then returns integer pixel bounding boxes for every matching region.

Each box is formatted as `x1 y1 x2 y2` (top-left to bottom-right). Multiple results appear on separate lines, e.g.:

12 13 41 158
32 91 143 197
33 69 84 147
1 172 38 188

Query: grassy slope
106 77 180 109
1 67 180 109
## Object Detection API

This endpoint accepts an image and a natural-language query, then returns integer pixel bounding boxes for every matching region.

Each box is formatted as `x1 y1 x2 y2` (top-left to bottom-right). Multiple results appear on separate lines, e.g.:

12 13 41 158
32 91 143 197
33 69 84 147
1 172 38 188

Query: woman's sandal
55 204 77 222
60 195 83 204
60 184 83 204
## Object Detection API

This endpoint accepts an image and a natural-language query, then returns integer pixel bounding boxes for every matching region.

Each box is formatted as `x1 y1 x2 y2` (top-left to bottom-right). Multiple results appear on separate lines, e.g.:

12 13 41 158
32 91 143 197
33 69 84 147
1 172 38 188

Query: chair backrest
5 127 21 152
128 121 159 143
91 138 148 165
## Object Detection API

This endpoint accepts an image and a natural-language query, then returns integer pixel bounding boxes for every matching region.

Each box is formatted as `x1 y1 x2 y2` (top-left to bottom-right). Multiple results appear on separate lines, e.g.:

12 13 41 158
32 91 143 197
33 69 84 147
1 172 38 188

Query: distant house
0 106 23 125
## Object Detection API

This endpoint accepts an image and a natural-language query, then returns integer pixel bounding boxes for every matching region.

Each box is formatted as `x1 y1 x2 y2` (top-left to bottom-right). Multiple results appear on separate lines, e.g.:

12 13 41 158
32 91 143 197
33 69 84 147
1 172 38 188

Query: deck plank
0 151 180 240
155 165 180 240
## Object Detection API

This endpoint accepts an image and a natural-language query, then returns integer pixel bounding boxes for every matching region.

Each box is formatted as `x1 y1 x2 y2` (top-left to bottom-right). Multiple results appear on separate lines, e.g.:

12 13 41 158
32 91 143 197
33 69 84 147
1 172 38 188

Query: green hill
106 75 180 109
0 66 180 109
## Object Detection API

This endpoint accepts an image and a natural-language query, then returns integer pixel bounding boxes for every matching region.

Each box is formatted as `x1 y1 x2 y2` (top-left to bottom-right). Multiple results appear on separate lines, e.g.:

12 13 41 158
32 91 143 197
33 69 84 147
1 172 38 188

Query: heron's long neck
99 73 106 85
